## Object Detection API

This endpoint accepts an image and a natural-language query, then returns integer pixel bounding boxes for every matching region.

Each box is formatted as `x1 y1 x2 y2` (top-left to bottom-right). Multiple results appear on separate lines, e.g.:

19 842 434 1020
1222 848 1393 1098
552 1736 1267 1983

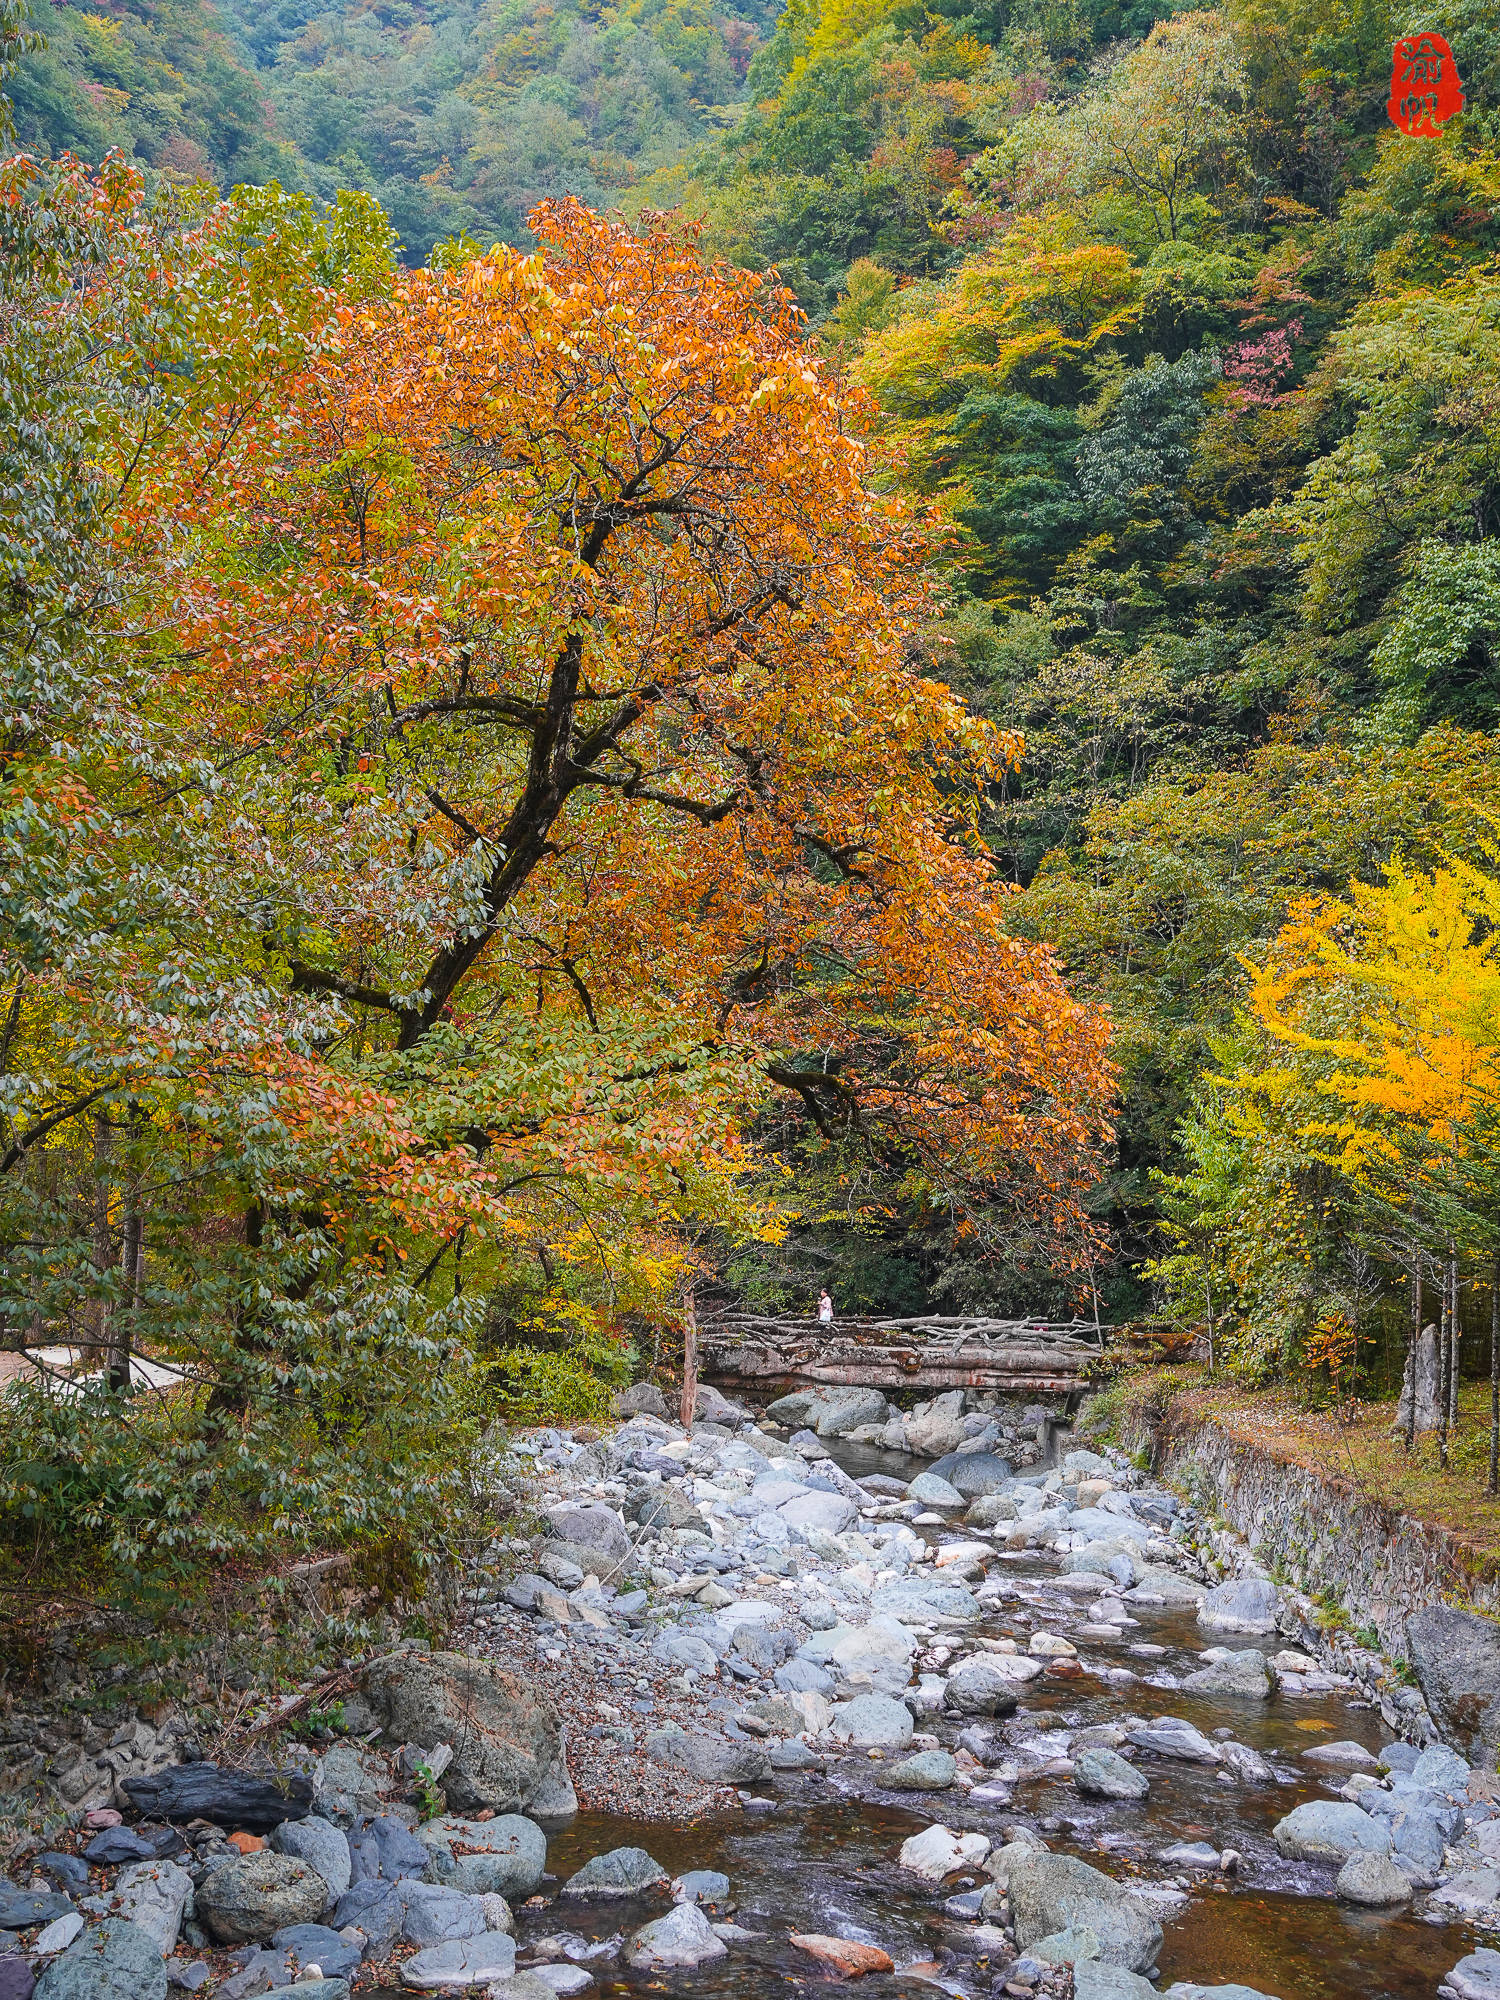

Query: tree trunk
84 1111 114 1370
1406 1259 1421 1452
1490 1253 1498 1499
1449 1251 1462 1439
680 1289 697 1437
1439 1273 1451 1469
108 1203 142 1393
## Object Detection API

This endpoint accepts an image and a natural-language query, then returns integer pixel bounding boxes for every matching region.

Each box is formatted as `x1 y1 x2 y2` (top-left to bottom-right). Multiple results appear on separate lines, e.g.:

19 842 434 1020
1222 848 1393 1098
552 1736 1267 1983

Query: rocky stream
6 1383 1500 2000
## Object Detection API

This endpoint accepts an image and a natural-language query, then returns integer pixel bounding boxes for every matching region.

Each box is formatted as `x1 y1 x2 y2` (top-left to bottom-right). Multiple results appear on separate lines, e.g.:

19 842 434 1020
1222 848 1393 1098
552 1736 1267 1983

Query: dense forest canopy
5 0 1500 1551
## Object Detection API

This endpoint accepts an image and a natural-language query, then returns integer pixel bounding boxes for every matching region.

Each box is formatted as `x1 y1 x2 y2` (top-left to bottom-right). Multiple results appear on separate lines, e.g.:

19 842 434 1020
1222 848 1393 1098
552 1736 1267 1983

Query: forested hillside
7 0 1500 1419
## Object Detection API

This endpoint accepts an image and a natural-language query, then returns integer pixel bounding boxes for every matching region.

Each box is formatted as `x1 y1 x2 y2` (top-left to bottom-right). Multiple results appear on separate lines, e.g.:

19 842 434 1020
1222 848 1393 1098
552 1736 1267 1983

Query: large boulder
1444 1949 1500 2000
828 1695 914 1750
626 1904 727 1969
417 1817 547 1899
1408 1604 1500 1767
813 1390 888 1437
399 1936 518 1990
613 1383 670 1419
364 1653 568 1815
542 1504 630 1564
270 1817 351 1902
871 1576 980 1621
944 1659 1024 1716
906 1472 964 1507
1182 1651 1271 1699
1007 1851 1162 1974
778 1491 857 1536
197 1854 327 1945
120 1765 312 1833
643 1729 770 1785
34 1922 166 2000
398 1883 488 1946
107 1861 194 1955
559 1849 668 1898
1074 1748 1148 1801
1335 1851 1411 1906
1196 1579 1280 1635
764 1391 822 1426
1271 1801 1392 1864
926 1452 1013 1497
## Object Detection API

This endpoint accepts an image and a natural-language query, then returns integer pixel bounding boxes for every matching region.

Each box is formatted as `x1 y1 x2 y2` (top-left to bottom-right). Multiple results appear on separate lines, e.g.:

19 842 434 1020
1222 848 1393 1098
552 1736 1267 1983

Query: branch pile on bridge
700 1313 1105 1393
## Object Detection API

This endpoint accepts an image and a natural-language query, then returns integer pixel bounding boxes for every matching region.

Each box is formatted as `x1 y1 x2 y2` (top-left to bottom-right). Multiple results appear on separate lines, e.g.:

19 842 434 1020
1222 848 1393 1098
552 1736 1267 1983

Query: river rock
829 1695 913 1749
670 1872 730 1907
829 1617 915 1670
967 1495 1018 1526
1074 1969 1157 2000
1444 1947 1500 1999
542 1503 631 1563
1125 1568 1205 1606
399 1935 518 1989
198 1855 327 1945
107 1862 194 1955
1301 1741 1379 1773
926 1453 1013 1497
364 1653 567 1816
418 1816 547 1899
0 1893 74 1931
1271 1801 1392 1864
1335 1851 1412 1906
34 1922 167 2000
779 1491 857 1535
0 1961 35 2000
644 1728 771 1784
560 1849 668 1898
1124 1718 1220 1764
270 1926 362 1980
898 1826 990 1881
121 1767 312 1833
399 1883 487 1946
906 1473 964 1507
789 1935 893 1976
1196 1579 1279 1634
1182 1651 1271 1699
884 1750 957 1790
1007 1851 1161 1974
1406 1604 1500 1766
626 1904 726 1970
1413 1744 1472 1792
1074 1748 1148 1800
813 1390 889 1436
313 1745 384 1829
331 1881 405 1955
613 1383 670 1418
269 1818 350 1902
871 1576 981 1620
1430 1869 1500 1919
945 1659 1028 1713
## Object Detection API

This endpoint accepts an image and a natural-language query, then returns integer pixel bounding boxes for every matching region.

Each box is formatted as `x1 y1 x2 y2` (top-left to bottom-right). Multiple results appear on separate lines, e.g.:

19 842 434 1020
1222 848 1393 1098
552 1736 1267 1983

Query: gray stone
270 1818 350 1902
35 1861 89 1897
559 1850 668 1898
542 1504 631 1563
944 1659 1022 1717
764 1392 821 1426
828 1695 913 1749
1413 1743 1472 1792
399 1935 518 1989
926 1453 1013 1497
906 1472 964 1507
966 1495 1018 1526
35 1922 167 2000
526 1968 593 1996
1182 1651 1271 1699
813 1390 888 1437
1334 1851 1411 1906
418 1815 547 1899
261 1984 347 2000
487 1978 558 2000
651 1630 720 1675
871 1575 980 1620
1074 1748 1148 1801
1301 1740 1378 1772
198 1855 326 1945
109 1862 194 1956
1073 1969 1157 2000
330 1881 404 1956
671 1873 730 1907
0 1960 33 2000
1271 1801 1392 1864
1063 1449 1112 1476
694 1384 750 1427
883 1751 957 1791
399 1883 487 1947
1196 1579 1280 1635
774 1658 834 1696
643 1729 770 1785
1124 1567 1205 1606
1157 1844 1218 1869
1007 1851 1161 1973
613 1383 670 1418
1395 1321 1442 1436
313 1744 383 1829
1407 1604 1500 1767
1124 1719 1220 1765
0 1894 74 1932
768 1740 823 1770
268 1926 361 1980
163 1963 208 1993
1378 1741 1420 1774
363 1653 565 1817
625 1905 727 1970
1386 1806 1446 1882
1444 1948 1500 2000
778 1491 856 1535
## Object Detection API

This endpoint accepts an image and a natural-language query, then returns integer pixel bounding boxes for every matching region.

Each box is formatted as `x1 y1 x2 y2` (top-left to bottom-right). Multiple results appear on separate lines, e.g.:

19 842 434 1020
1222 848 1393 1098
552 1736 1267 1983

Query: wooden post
681 1288 697 1436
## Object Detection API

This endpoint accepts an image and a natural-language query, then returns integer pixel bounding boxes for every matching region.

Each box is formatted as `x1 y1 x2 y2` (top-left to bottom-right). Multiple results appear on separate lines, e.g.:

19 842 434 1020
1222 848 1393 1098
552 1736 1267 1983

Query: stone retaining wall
1119 1400 1500 1661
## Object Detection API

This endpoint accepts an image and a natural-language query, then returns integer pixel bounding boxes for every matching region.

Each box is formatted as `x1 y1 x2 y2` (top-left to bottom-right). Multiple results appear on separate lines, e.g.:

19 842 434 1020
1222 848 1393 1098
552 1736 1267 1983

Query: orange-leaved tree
135 194 1117 1311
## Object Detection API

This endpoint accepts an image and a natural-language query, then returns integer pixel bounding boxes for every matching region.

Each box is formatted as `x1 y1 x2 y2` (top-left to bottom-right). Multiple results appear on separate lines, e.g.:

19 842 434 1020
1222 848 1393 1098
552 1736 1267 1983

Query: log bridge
700 1312 1105 1396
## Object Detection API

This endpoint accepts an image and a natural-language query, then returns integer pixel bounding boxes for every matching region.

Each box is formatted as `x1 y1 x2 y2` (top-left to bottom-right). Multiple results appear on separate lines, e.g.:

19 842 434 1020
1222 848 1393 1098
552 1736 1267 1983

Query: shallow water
423 1434 1485 1999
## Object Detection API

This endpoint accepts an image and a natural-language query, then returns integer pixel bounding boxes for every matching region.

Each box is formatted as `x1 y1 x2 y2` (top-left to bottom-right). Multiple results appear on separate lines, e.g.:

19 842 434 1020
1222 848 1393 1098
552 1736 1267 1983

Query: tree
1068 10 1249 242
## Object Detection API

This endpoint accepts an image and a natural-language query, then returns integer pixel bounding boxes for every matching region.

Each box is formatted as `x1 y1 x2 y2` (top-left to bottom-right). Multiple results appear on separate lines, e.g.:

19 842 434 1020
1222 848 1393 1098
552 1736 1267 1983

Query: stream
502 1430 1481 2000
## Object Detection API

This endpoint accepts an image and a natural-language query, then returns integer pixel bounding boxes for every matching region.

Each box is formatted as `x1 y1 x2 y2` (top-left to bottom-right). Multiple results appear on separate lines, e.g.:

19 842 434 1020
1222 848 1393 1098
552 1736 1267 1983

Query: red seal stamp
1388 32 1464 135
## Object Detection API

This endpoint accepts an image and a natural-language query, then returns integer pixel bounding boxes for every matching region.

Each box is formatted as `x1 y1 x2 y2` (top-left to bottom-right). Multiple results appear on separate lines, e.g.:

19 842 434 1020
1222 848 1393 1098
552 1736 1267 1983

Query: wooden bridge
700 1312 1106 1396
